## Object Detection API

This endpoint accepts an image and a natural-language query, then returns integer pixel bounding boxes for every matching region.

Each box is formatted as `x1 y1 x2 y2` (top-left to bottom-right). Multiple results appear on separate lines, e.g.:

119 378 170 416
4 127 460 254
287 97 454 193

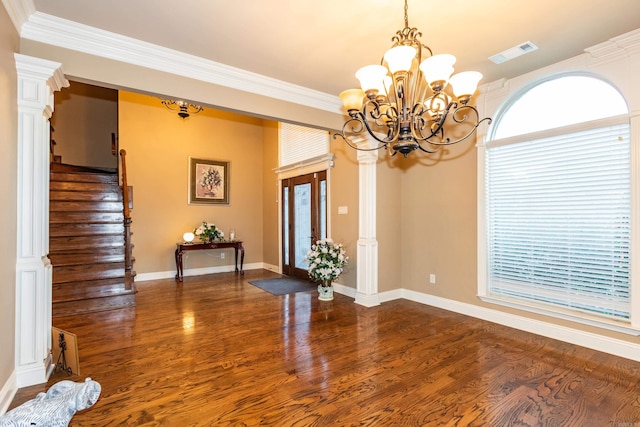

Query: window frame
477 74 640 335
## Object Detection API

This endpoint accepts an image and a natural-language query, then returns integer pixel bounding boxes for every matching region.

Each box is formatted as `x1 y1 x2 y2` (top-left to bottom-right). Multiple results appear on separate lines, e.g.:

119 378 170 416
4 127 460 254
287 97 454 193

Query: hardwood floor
9 269 640 426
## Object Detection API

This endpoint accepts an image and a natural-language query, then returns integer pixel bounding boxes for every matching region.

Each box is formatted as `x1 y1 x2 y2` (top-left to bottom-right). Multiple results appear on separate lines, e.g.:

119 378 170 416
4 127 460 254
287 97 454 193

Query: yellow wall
52 81 118 169
118 91 266 275
0 2 18 404
261 121 280 269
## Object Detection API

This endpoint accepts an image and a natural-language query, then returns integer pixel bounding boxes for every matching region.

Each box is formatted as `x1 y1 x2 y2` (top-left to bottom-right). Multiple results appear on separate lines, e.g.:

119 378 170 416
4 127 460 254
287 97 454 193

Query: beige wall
118 91 266 275
328 142 359 288
0 2 18 404
377 155 403 293
400 141 478 299
261 121 279 268
52 81 118 169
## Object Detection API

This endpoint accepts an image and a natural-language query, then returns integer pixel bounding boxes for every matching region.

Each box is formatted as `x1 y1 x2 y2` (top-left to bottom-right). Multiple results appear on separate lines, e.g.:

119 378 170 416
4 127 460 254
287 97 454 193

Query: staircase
50 162 136 317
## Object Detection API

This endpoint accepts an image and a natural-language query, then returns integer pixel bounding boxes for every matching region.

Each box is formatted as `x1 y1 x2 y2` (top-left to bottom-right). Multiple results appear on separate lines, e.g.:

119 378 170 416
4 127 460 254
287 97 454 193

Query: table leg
175 248 183 281
234 247 239 273
239 244 244 275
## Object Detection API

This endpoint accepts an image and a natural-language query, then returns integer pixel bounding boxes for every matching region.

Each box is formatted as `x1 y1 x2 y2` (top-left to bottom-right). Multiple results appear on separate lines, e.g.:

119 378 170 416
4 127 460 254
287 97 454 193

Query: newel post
119 149 134 290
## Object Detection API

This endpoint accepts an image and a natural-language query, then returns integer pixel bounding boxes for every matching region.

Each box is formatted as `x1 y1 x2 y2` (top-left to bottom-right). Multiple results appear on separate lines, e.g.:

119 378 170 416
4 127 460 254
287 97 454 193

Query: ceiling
27 0 640 99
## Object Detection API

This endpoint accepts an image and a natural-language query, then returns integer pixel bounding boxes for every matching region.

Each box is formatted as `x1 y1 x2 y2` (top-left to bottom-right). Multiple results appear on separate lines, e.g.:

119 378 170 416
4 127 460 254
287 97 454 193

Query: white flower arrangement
305 238 348 285
194 221 224 243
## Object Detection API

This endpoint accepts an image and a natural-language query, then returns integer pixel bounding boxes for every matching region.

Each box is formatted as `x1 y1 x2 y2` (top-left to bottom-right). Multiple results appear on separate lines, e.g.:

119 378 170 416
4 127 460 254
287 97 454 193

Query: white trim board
135 262 265 282
0 370 17 415
392 289 640 362
20 12 342 115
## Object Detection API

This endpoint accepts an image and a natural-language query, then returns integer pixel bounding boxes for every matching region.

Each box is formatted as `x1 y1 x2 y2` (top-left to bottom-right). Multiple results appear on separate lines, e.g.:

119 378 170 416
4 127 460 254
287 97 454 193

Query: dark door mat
248 277 316 296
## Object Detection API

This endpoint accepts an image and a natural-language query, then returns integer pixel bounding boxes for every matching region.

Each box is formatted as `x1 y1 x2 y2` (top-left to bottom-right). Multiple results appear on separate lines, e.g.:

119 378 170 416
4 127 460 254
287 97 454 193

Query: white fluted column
14 54 68 387
354 137 380 307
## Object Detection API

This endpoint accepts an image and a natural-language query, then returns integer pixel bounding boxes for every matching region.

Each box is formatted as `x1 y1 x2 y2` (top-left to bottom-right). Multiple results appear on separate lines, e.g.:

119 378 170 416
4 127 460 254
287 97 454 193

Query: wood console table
175 241 244 281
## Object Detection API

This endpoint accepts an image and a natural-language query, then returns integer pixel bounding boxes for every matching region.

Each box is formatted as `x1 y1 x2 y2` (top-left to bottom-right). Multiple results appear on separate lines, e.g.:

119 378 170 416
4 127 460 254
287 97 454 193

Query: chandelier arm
332 132 387 152
450 105 486 125
333 115 389 152
409 102 451 143
415 115 492 150
360 110 399 145
409 103 492 148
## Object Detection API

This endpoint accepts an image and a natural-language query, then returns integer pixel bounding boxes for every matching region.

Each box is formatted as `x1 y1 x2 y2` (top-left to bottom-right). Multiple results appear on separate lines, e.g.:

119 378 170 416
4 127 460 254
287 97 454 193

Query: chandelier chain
403 0 409 29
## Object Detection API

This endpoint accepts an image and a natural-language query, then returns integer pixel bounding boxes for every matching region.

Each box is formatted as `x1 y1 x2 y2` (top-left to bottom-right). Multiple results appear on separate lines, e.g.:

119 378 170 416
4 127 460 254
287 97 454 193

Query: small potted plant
305 238 348 301
194 221 224 243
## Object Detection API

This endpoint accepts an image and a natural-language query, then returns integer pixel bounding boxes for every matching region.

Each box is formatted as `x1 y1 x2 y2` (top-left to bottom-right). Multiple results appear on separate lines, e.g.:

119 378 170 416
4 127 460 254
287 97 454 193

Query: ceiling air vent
489 41 539 64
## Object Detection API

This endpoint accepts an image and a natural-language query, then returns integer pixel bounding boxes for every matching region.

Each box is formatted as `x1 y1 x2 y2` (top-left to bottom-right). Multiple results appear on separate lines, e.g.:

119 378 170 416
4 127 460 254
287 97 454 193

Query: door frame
274 154 334 277
281 170 327 279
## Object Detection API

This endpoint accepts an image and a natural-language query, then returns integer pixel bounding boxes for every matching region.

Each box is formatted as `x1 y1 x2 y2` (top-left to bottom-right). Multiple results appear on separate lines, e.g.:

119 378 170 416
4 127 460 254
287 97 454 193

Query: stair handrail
120 149 134 290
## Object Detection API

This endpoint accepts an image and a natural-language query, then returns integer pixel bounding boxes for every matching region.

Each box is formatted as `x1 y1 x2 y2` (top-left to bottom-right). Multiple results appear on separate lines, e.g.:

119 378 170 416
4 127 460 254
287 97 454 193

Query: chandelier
161 99 204 119
334 0 491 157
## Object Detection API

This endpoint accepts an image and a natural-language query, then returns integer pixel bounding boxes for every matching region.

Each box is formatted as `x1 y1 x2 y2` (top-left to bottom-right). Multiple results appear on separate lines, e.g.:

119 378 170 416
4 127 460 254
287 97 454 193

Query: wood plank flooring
9 269 640 426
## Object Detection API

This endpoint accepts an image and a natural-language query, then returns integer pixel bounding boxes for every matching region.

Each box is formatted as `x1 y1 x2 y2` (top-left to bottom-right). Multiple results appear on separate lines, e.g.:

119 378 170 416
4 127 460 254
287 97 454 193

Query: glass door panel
283 187 289 266
294 183 312 269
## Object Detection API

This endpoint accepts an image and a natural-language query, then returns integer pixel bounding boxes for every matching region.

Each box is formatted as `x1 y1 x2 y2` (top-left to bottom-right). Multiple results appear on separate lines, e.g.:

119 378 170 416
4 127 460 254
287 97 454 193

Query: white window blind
486 123 631 321
279 123 329 167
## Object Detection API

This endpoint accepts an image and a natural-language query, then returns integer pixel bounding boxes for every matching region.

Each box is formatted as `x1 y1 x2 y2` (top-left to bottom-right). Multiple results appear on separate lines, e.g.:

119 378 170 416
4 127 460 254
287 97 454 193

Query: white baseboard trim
0 371 17 415
262 263 280 273
398 289 640 362
333 282 357 299
135 263 264 282
379 289 403 303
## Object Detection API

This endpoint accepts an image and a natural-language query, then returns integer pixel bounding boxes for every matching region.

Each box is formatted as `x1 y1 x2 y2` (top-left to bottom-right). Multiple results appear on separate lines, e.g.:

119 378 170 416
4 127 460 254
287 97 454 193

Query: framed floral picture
188 157 230 205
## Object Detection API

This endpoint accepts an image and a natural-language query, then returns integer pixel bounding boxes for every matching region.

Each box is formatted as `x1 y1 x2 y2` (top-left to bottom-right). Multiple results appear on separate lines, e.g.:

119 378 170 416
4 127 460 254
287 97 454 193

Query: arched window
480 74 633 330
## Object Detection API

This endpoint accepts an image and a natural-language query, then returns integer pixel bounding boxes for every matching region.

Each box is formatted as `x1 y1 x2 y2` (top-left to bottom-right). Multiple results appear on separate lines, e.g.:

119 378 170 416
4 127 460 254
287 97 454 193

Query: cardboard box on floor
52 327 80 375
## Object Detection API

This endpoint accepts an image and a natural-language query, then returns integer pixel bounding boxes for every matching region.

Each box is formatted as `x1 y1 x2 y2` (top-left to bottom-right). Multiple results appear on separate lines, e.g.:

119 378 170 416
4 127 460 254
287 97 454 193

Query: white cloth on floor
0 377 101 427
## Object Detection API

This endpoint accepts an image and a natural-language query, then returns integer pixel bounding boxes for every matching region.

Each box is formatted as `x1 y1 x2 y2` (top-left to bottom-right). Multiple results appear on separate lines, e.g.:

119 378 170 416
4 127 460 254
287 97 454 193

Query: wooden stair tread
53 266 126 284
52 287 136 304
50 211 124 224
50 223 126 237
50 181 120 192
52 276 128 289
50 201 124 212
50 163 117 175
52 292 136 318
50 190 122 202
50 237 125 253
50 253 125 266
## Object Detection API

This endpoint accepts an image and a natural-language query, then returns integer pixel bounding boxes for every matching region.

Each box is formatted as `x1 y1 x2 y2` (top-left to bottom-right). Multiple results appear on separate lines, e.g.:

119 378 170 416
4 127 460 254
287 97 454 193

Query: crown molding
585 28 640 59
20 11 343 114
1 0 35 32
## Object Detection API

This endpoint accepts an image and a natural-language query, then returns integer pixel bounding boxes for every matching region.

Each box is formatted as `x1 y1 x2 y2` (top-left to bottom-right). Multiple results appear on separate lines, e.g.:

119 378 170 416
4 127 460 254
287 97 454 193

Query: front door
282 171 327 279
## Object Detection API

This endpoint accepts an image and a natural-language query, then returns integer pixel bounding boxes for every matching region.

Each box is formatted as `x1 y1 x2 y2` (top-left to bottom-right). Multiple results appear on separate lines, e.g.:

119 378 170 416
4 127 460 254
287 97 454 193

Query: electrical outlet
429 274 436 284
220 252 225 259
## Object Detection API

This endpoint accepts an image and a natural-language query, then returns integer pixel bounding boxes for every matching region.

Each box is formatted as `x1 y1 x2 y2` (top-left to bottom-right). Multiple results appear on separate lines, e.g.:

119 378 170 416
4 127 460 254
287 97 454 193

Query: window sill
479 294 640 336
